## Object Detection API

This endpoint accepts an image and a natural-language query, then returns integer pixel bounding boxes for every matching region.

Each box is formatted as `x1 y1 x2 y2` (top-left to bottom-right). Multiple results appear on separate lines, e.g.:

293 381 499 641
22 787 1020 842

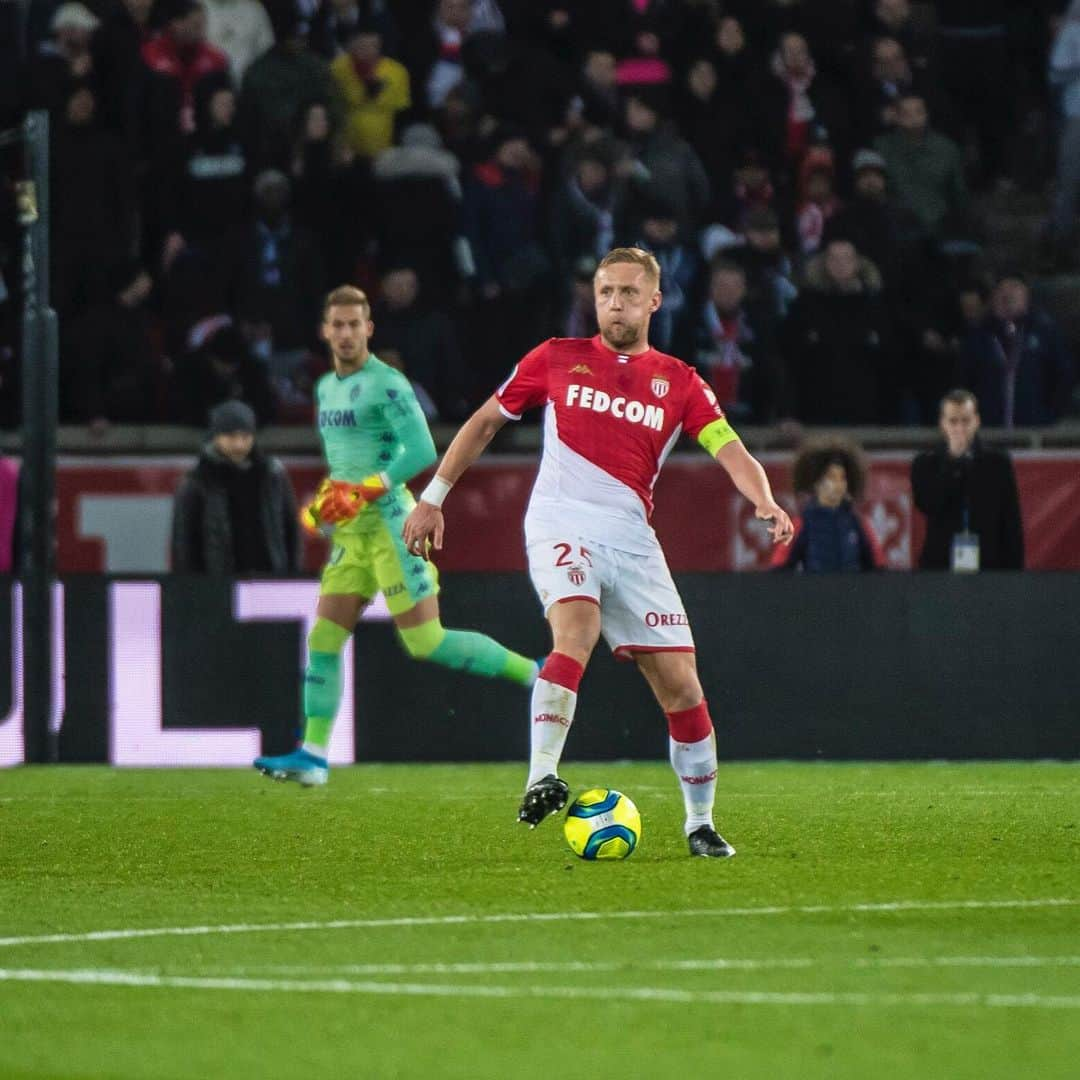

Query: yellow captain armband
697 417 740 457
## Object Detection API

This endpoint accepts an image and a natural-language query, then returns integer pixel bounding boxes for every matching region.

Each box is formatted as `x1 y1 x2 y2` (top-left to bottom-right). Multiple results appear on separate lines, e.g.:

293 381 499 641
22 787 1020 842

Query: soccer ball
563 788 641 860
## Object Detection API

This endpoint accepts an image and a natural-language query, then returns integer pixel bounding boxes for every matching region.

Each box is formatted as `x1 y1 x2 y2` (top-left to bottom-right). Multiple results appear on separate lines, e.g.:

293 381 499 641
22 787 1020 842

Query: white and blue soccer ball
563 788 641 860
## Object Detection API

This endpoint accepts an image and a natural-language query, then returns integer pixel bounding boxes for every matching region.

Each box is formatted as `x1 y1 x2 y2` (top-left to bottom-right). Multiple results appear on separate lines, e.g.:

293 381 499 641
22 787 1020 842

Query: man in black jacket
171 400 300 573
911 389 1024 570
781 238 896 423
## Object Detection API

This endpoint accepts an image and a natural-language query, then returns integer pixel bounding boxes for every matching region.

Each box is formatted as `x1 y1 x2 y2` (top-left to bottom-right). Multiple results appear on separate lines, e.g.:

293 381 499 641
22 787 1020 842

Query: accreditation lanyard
951 507 980 573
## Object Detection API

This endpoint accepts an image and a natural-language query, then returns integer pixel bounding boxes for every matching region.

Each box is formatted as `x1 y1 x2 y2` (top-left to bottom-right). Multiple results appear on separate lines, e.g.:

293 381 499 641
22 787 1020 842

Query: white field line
224 958 818 976
218 955 1080 977
1 968 1079 1009
0 898 1076 950
861 955 1080 969
3 787 1076 803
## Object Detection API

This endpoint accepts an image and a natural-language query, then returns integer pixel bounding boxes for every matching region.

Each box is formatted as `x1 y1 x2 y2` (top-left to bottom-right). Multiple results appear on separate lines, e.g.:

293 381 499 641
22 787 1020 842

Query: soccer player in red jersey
404 248 793 856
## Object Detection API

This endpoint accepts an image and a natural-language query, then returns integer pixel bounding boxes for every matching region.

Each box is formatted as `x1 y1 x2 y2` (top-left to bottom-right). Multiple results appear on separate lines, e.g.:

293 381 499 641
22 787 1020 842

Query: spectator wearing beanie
29 2 100 117
141 0 229 136
823 149 925 290
171 399 299 573
201 0 275 84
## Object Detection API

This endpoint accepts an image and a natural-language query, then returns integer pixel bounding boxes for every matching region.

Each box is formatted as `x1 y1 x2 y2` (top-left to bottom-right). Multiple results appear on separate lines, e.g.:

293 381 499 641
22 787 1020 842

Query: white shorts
526 535 695 661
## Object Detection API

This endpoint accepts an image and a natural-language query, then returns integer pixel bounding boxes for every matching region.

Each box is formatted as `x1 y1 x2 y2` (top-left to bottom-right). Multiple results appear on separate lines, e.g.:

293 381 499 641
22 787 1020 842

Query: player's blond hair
596 247 661 286
322 285 370 320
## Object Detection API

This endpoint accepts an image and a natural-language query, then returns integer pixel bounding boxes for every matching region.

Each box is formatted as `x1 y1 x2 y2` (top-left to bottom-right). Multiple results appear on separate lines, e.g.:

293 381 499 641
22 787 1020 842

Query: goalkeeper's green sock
398 619 537 686
301 618 351 755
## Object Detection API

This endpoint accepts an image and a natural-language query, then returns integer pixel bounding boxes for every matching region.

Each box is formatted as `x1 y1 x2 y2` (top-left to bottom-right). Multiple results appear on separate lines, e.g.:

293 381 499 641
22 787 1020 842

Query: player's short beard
602 318 643 351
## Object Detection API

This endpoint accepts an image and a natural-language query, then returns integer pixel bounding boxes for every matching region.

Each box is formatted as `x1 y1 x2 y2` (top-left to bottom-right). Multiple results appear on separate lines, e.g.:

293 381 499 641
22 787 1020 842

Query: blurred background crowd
0 0 1078 435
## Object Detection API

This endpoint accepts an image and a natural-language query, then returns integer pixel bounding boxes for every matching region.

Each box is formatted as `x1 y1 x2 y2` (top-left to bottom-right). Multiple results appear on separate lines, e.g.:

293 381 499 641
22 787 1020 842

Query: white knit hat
50 3 101 32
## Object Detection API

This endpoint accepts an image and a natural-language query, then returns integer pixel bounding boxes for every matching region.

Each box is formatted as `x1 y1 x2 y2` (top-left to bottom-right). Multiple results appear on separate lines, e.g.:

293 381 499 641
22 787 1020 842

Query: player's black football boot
688 825 736 858
517 774 570 828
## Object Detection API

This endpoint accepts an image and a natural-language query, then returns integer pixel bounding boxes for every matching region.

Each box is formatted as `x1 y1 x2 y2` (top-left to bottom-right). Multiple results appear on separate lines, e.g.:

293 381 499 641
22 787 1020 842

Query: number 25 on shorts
552 543 592 568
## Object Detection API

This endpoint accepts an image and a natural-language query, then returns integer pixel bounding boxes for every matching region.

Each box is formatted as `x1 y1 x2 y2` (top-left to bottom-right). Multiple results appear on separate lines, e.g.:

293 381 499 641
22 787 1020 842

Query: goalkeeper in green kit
254 286 539 786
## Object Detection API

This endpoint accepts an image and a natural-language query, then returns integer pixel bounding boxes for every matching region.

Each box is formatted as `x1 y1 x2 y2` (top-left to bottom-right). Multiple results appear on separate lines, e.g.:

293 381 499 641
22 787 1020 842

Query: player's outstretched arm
716 439 794 544
402 395 509 557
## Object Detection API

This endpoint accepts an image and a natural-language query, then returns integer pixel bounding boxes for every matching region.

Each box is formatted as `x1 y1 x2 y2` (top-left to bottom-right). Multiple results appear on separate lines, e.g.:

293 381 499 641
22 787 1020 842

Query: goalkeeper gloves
300 475 390 536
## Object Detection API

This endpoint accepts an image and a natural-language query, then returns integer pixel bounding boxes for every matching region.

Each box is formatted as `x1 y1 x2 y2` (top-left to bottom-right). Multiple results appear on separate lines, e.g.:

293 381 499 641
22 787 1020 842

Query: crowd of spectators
0 0 1077 432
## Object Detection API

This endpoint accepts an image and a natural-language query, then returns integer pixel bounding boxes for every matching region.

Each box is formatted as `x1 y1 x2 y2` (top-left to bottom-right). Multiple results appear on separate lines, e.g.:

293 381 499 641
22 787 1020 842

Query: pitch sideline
0 897 1076 950
1 967 1079 1009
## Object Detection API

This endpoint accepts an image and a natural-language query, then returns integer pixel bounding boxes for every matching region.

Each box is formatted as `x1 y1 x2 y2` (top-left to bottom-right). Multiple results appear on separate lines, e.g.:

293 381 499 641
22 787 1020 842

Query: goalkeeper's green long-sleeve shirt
315 354 437 539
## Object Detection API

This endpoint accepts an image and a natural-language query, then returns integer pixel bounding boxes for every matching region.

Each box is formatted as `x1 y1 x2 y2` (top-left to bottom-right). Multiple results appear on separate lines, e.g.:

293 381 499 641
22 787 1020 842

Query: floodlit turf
1 762 1078 1080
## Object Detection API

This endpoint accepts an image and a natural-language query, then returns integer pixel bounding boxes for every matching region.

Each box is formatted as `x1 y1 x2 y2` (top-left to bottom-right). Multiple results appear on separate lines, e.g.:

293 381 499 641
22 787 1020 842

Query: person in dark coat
371 122 463 301
371 266 468 420
172 318 277 427
171 399 299 573
222 168 326 359
462 128 551 387
911 389 1024 570
772 438 884 572
50 84 138 318
162 74 249 265
959 272 1074 428
92 0 155 145
781 238 896 423
60 260 159 426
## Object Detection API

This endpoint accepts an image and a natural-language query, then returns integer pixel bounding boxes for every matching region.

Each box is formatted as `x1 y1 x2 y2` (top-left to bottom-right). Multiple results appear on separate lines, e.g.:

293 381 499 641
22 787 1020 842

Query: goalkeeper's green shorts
320 505 440 616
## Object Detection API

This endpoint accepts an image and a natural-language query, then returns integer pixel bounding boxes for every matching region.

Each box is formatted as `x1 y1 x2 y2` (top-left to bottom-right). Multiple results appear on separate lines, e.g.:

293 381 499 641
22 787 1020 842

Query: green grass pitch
1 762 1078 1080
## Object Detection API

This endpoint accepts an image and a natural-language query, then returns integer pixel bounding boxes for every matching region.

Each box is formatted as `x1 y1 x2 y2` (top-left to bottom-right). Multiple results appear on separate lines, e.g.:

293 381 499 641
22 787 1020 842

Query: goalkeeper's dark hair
323 285 370 320
792 438 868 500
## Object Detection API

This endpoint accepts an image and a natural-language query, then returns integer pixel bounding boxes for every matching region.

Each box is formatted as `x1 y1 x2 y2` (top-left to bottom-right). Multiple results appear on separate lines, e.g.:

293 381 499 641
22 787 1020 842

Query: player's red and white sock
667 702 718 835
526 653 584 788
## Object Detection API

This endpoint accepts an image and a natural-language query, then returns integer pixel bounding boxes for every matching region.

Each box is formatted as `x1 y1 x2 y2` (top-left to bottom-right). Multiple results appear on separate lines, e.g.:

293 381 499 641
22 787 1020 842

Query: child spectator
771 439 885 572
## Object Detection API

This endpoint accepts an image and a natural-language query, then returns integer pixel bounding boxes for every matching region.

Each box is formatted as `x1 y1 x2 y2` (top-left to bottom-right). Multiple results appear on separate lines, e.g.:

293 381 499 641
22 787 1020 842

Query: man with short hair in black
171 399 300 573
910 389 1024 570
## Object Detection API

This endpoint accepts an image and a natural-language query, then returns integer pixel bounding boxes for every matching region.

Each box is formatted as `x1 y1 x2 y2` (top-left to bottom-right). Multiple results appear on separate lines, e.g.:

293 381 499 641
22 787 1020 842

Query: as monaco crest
568 566 586 586
650 376 670 399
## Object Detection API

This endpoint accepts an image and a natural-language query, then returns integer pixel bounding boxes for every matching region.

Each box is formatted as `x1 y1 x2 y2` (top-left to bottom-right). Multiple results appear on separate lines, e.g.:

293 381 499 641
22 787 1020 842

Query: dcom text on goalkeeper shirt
315 355 438 611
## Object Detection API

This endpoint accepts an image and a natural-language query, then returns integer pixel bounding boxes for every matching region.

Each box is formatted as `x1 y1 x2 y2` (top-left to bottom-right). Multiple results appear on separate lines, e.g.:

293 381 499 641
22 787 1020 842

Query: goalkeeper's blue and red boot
253 748 329 787
517 774 569 827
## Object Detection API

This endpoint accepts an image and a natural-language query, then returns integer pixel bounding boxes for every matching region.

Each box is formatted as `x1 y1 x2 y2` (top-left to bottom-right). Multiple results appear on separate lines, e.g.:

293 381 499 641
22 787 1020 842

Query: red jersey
497 336 726 552
141 34 229 133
